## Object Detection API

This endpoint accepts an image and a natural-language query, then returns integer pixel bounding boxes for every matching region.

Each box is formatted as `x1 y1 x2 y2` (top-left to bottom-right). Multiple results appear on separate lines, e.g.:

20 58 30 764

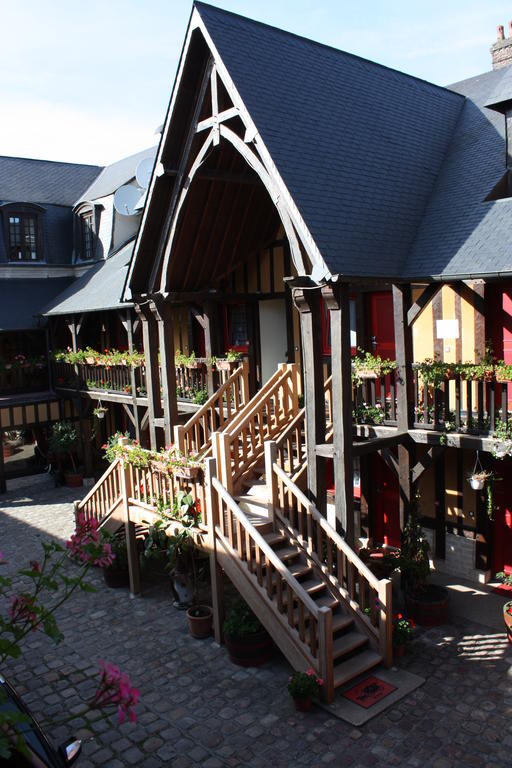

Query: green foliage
223 599 262 640
353 402 385 425
225 349 243 362
49 421 79 472
287 670 323 699
392 614 414 646
103 431 130 463
497 571 512 587
192 388 208 405
352 348 396 385
399 501 430 597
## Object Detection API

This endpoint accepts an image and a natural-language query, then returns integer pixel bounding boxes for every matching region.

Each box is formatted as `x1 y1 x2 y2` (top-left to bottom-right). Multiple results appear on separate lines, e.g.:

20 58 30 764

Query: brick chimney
491 22 512 69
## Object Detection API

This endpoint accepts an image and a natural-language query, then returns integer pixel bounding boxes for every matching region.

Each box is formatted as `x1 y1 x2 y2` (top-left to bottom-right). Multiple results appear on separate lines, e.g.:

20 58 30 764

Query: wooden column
205 456 225 643
152 298 178 447
392 284 414 530
122 310 141 442
322 283 354 544
293 286 326 514
203 302 215 397
136 302 163 450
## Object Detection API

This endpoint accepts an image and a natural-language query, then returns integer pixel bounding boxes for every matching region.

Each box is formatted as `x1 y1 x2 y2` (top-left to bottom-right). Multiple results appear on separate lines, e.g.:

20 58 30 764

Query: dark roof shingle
0 156 102 207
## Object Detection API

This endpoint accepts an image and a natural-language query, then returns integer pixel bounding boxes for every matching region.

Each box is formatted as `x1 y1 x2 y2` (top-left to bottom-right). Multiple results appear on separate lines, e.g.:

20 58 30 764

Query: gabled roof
405 67 511 279
77 146 157 204
41 241 134 316
0 156 102 207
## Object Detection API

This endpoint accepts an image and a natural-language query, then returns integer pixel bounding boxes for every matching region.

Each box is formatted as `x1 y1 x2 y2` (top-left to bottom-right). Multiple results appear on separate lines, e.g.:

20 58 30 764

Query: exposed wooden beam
407 283 442 327
411 446 445 484
453 280 486 317
378 447 399 479
353 431 409 457
122 403 136 427
393 283 415 530
151 298 178 446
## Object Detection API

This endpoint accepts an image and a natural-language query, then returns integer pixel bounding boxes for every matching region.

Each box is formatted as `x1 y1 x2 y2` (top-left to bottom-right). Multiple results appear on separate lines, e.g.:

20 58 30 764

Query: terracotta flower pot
406 585 450 627
293 698 312 712
174 465 199 480
2 443 14 458
504 601 512 643
64 471 83 488
393 643 406 659
186 605 213 638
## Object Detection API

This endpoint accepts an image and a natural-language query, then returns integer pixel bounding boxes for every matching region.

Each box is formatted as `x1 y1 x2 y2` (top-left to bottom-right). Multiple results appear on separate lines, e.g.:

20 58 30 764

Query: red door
372 454 400 547
493 466 512 574
368 292 395 358
489 282 512 408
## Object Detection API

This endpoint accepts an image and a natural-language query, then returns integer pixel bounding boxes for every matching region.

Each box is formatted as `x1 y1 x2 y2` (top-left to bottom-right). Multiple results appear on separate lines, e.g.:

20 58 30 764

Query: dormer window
81 210 94 260
0 204 44 261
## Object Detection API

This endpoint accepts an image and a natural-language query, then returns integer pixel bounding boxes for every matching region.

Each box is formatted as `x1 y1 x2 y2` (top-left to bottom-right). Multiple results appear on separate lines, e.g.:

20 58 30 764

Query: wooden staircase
75 361 393 702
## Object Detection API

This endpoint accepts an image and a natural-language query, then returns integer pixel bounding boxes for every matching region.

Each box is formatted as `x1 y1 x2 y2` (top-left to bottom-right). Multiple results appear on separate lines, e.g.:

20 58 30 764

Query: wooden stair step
287 561 313 579
262 531 287 547
312 593 339 610
298 578 326 596
331 612 354 633
273 545 303 563
332 630 368 660
333 649 382 688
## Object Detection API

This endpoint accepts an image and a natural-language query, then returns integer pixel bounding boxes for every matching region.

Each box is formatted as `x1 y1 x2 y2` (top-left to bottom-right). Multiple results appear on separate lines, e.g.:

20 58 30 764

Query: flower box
216 359 237 372
174 465 199 480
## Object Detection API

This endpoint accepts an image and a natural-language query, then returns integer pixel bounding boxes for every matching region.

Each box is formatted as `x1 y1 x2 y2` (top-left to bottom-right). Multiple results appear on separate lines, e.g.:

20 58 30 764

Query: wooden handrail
174 361 249 456
270 460 392 666
77 459 123 523
273 463 381 591
77 458 121 510
212 475 320 618
223 364 291 435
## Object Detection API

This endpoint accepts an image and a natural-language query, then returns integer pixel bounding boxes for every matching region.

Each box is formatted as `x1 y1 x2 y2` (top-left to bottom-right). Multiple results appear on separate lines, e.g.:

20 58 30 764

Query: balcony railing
0 364 49 395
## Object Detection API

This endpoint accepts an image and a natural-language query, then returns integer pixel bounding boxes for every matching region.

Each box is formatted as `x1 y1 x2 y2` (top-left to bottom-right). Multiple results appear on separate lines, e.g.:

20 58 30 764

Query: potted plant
216 349 243 372
49 421 83 488
101 531 130 588
358 544 400 580
352 349 396 385
400 500 450 626
223 599 273 666
392 613 414 658
494 360 512 383
287 669 323 712
468 452 491 490
496 571 512 643
93 405 108 420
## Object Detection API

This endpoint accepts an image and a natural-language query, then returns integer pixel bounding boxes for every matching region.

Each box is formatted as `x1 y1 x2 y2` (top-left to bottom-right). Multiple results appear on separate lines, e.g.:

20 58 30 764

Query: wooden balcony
0 365 49 396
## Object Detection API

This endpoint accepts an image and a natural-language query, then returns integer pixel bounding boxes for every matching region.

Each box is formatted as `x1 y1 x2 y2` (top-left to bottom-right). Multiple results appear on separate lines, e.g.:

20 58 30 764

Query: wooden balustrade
75 459 123 524
215 364 300 494
174 362 249 457
352 371 398 427
0 365 49 394
208 467 331 691
267 455 392 666
412 371 512 434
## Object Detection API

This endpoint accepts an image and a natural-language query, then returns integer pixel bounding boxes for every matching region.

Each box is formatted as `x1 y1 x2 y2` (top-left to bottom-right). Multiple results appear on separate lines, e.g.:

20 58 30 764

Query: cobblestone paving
1 479 511 767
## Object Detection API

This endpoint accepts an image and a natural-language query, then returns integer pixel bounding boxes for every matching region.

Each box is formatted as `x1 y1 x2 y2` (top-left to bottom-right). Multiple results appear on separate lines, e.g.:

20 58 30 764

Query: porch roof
41 241 134 316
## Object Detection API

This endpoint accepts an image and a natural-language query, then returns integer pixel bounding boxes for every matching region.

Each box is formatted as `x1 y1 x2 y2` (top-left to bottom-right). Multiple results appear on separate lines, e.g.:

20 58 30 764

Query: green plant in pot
496 571 512 643
287 669 323 712
399 501 450 626
49 421 83 487
223 598 273 666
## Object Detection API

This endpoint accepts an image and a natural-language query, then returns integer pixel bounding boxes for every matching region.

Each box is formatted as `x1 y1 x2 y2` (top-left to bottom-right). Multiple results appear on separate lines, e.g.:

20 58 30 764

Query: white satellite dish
135 157 154 190
113 185 140 216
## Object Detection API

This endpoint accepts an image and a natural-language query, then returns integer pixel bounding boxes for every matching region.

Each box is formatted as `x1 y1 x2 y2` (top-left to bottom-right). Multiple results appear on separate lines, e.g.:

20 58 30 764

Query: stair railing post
73 500 80 526
174 423 185 453
317 605 334 704
378 578 393 667
118 438 141 597
241 361 250 406
205 456 225 644
290 363 299 414
264 440 278 526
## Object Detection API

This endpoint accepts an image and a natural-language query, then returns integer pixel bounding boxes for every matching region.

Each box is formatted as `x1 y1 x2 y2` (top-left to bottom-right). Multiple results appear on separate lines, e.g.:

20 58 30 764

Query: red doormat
342 676 397 709
492 583 512 596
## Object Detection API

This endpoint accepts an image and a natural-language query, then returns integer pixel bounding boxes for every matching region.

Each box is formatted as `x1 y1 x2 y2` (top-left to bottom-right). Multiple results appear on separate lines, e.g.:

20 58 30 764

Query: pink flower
9 594 38 627
29 560 41 573
66 514 114 568
94 660 139 724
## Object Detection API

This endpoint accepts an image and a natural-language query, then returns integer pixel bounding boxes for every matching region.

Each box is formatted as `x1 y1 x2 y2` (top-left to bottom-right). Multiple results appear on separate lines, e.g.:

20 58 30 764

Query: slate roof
195 2 465 280
0 278 73 330
41 241 134 316
0 156 101 207
485 65 512 111
405 67 512 279
77 147 157 204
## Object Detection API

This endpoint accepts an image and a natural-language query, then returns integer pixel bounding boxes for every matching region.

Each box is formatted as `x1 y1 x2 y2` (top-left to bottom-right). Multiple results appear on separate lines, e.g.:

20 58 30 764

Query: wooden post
317 605 334 703
378 578 393 667
264 440 277 525
203 304 214 398
137 302 163 450
152 298 178 447
392 284 414 530
123 309 141 442
241 360 250 406
205 457 225 643
322 283 354 544
119 453 141 596
293 286 326 514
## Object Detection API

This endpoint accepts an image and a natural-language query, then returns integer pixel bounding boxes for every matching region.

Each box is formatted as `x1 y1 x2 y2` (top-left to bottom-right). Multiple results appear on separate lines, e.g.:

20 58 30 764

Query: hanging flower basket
93 406 108 420
216 359 237 372
469 475 485 490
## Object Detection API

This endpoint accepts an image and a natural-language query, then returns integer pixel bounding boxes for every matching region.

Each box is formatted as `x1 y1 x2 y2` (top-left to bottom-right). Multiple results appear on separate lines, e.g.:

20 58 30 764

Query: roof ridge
194 1 465 99
0 155 103 170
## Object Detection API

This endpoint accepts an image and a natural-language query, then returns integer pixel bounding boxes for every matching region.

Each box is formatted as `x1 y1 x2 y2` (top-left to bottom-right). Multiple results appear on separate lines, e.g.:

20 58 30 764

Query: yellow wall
412 283 479 364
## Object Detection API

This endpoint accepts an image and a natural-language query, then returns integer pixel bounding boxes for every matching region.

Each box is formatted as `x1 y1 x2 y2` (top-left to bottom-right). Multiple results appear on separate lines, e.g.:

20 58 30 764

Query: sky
1 0 510 167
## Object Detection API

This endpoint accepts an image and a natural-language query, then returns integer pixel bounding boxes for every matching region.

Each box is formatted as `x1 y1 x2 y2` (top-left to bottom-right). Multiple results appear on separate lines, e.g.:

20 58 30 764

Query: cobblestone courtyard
1 478 511 767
